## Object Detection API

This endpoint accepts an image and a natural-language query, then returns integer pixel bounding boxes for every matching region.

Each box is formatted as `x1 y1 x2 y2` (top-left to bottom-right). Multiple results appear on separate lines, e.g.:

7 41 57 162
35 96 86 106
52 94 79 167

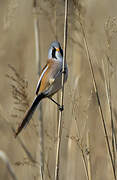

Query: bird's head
48 41 63 61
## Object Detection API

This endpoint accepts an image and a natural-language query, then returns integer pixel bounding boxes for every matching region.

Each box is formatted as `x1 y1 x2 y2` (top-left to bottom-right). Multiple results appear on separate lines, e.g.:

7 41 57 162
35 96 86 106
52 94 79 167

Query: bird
15 41 68 137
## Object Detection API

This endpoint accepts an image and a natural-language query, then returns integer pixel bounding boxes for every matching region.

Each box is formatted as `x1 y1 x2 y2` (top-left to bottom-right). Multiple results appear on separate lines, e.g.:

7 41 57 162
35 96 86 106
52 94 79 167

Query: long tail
15 93 45 137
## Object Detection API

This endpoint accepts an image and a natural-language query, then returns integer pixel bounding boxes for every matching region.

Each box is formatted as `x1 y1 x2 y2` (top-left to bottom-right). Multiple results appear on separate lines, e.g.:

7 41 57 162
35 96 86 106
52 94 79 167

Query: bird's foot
58 105 64 111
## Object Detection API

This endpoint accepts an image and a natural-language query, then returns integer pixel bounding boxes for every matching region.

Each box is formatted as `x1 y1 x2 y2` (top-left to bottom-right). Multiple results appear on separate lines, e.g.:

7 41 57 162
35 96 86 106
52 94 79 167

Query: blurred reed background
0 0 117 179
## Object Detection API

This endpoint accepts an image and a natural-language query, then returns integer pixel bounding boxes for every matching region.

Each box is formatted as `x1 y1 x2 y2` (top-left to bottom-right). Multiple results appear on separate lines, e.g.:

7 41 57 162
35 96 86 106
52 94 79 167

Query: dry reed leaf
6 64 30 118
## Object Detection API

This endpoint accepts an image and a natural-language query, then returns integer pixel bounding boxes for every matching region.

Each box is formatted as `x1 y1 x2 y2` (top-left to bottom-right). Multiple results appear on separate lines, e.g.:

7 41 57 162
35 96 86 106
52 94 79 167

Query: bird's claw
59 105 64 111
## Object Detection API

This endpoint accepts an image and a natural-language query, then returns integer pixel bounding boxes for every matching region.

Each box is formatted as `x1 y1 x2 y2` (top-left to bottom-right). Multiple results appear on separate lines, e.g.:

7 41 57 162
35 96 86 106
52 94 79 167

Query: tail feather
15 93 45 137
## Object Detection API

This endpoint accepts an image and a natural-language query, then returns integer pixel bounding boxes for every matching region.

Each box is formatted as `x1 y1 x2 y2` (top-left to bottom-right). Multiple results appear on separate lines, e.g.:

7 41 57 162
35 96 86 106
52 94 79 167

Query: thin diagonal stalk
108 72 116 172
0 151 17 180
12 127 36 163
102 57 116 178
77 9 116 179
71 88 90 180
74 115 89 180
54 0 68 180
78 142 89 180
106 56 117 154
33 1 44 180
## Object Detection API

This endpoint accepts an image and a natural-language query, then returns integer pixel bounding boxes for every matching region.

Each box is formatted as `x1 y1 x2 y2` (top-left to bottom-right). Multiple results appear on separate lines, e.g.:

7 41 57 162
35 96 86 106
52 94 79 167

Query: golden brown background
0 0 117 179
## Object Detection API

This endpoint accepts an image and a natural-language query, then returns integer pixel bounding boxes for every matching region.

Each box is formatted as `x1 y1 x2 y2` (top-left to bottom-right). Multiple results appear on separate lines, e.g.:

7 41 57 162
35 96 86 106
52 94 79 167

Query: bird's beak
56 48 60 52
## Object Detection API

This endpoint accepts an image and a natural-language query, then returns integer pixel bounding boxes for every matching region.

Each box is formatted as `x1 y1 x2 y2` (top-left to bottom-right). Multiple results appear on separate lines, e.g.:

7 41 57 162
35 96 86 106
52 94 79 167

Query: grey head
48 41 63 61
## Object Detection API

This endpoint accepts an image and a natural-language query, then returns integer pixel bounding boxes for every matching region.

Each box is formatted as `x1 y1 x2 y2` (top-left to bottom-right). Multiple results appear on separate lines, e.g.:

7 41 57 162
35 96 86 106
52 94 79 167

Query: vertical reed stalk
54 1 60 128
33 1 44 180
54 0 68 180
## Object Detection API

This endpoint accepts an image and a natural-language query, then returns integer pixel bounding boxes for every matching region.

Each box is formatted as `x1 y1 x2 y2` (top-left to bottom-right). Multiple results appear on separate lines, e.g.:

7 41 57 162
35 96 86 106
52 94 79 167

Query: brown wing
36 63 48 95
36 59 61 95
